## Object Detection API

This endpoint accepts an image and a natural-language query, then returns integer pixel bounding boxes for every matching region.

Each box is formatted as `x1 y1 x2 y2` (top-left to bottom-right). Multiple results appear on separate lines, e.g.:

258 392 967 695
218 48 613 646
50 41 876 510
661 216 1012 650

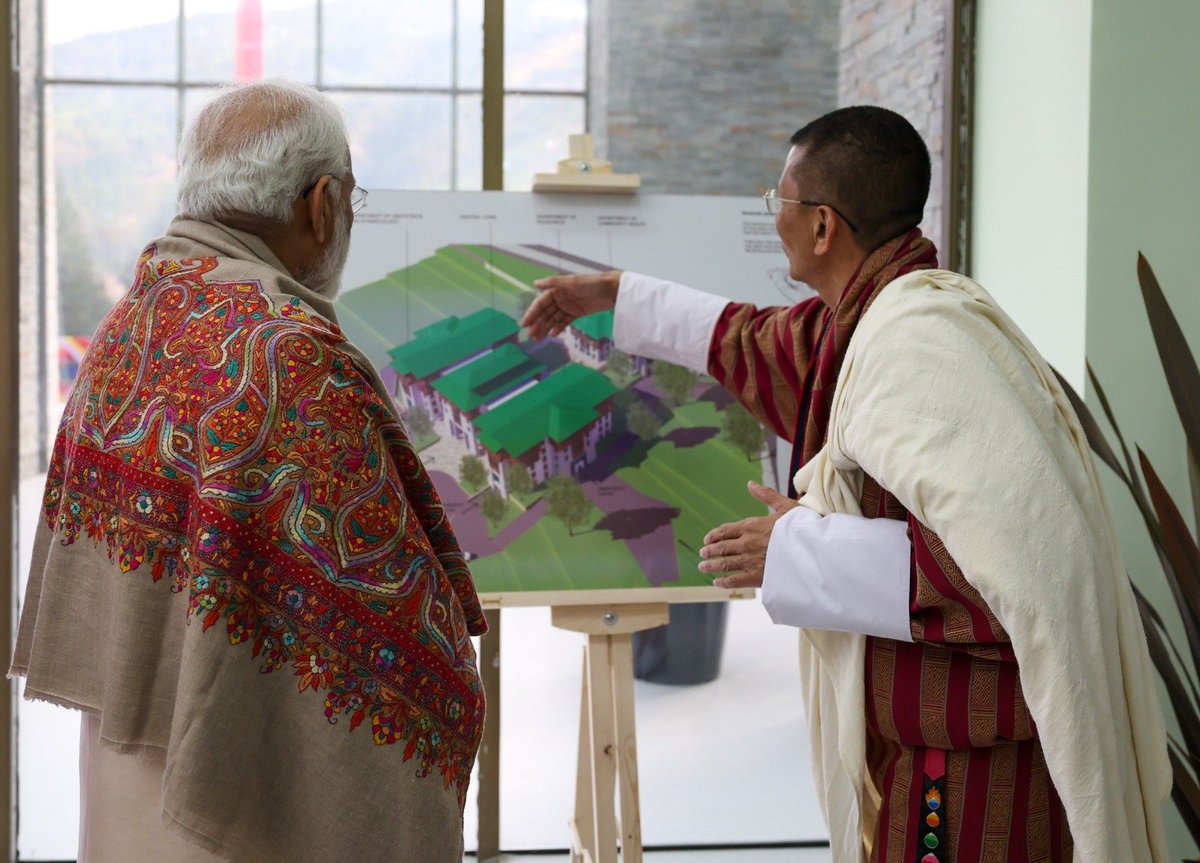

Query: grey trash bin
632 601 728 685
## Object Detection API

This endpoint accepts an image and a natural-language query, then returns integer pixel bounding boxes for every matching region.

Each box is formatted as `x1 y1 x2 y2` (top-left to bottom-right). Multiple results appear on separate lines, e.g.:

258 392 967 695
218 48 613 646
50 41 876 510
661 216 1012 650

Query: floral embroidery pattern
46 246 486 802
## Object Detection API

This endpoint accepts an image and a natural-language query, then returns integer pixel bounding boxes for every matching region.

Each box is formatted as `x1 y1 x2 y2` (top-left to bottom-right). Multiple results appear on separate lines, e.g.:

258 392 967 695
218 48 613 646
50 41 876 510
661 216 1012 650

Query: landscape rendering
335 243 769 596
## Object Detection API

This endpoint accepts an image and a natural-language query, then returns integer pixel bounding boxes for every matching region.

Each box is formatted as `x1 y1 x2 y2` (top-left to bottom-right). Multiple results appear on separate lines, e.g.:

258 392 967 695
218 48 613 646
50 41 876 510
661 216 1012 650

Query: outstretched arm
523 270 824 443
521 271 622 340
524 270 729 374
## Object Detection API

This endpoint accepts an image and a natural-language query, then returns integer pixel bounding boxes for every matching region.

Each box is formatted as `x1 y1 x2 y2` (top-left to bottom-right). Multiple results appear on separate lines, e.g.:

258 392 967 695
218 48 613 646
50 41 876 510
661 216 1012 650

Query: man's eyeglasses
302 175 369 213
763 188 858 234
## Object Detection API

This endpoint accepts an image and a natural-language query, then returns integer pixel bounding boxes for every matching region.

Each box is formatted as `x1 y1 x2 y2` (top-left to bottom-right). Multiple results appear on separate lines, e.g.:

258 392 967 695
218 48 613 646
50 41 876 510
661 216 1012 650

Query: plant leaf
1133 581 1167 628
1170 741 1200 847
1136 590 1200 757
1190 445 1200 543
1086 364 1175 571
1139 447 1200 675
1053 367 1127 481
1134 583 1200 709
1138 253 1200 465
1088 362 1147 501
1140 447 1200 609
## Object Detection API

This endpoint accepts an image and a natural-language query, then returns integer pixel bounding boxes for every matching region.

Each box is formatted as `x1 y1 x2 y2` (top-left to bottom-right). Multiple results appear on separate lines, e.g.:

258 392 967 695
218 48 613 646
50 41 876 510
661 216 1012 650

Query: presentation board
335 191 813 604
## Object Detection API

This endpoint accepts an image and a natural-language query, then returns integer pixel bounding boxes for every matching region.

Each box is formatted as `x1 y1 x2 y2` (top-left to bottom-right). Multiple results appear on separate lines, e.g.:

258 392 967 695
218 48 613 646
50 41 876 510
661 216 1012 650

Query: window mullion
450 0 459 190
176 0 185 144
315 0 323 89
32 0 47 470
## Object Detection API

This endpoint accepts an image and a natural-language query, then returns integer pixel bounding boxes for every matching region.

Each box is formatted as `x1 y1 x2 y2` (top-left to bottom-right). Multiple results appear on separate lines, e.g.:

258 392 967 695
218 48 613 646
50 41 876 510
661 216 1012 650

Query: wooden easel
472 144 738 859
532 137 651 863
476 588 743 860
552 603 669 863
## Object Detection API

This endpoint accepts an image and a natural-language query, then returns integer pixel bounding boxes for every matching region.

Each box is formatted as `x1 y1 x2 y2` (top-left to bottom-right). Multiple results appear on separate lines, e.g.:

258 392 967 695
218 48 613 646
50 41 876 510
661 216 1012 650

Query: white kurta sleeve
611 271 730 374
762 507 914 642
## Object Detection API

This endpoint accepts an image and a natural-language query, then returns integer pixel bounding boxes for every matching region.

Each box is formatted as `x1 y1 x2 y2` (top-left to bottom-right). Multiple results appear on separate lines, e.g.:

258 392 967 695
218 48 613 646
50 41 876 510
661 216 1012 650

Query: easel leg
555 603 667 863
585 634 620 863
609 636 643 862
477 609 501 861
573 649 595 863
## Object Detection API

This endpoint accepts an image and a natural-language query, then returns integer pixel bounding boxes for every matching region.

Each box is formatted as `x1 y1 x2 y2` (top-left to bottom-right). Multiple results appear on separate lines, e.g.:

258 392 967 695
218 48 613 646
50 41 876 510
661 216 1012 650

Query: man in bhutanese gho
522 105 1170 863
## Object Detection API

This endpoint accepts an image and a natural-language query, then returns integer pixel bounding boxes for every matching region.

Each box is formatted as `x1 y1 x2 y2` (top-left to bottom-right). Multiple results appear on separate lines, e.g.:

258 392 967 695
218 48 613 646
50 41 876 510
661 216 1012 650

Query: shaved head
789 107 930 252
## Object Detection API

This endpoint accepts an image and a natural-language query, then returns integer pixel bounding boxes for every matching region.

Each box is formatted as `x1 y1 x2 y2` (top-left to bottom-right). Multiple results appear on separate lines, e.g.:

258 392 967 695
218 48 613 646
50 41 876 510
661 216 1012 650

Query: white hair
177 79 349 224
298 192 352 299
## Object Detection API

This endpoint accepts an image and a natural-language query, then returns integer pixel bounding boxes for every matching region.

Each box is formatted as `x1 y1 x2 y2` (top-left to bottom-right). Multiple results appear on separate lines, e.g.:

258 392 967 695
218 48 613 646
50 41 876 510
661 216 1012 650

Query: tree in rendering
627 401 664 440
403 405 434 441
480 487 507 529
506 463 533 498
723 403 766 461
607 348 632 379
545 474 592 536
653 360 697 408
459 454 487 490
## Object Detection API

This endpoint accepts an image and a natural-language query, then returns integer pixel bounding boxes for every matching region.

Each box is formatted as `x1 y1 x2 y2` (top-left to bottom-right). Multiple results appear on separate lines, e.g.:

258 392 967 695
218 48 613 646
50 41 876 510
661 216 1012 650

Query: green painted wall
975 0 1200 857
1085 0 1200 527
971 0 1092 391
1085 5 1200 854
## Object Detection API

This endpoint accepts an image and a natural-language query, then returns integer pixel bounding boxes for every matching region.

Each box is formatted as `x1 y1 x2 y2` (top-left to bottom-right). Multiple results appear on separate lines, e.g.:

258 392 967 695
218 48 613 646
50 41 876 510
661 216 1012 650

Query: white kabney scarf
793 270 1170 862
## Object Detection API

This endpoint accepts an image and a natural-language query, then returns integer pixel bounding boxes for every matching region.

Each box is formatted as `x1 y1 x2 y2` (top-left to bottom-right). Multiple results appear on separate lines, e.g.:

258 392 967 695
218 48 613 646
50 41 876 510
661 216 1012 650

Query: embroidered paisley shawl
13 219 487 862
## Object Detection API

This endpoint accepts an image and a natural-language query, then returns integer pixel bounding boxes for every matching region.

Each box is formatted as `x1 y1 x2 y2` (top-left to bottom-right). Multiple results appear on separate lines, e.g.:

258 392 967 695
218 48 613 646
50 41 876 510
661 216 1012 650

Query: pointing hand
521 271 622 340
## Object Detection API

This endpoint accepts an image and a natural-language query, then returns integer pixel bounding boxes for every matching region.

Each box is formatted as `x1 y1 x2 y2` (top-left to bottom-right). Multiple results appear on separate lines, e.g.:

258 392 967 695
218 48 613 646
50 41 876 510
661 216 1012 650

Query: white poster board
336 191 811 603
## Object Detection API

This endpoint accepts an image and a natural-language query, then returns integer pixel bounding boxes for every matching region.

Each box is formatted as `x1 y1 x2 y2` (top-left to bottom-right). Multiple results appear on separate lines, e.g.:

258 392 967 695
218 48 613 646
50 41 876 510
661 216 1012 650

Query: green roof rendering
474 363 618 458
570 310 614 342
387 307 519 380
431 343 544 412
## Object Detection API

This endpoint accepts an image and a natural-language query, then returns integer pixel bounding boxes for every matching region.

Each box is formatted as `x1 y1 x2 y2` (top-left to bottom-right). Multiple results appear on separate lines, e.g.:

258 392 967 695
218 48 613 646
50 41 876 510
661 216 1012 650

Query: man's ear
812 206 834 256
305 174 336 245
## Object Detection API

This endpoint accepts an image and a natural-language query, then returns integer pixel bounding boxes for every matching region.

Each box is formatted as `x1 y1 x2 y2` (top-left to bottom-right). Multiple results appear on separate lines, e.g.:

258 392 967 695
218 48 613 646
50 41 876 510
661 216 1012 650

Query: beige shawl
12 218 485 863
793 269 1171 861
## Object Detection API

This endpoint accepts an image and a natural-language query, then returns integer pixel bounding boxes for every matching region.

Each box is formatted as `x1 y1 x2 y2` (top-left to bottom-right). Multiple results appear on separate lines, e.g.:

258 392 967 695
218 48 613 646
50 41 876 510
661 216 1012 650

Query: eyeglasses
763 188 858 234
301 175 369 213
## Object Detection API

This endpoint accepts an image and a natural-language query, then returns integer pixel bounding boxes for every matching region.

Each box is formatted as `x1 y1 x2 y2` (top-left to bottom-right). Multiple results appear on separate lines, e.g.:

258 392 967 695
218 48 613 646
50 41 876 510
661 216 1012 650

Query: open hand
700 481 798 589
521 271 622 340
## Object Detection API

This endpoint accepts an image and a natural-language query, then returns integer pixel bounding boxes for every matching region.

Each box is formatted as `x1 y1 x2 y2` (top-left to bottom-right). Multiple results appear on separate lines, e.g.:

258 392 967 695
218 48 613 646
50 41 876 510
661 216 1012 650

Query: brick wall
838 0 947 250
598 0 949 248
601 0 841 195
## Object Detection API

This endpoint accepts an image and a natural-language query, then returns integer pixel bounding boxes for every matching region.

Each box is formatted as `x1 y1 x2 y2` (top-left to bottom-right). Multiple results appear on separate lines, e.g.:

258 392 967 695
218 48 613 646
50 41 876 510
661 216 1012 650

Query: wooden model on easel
532 134 642 195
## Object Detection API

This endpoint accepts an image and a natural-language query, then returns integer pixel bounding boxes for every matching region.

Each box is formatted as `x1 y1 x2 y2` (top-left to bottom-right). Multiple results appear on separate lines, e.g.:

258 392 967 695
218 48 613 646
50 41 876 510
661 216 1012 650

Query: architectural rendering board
336 191 813 603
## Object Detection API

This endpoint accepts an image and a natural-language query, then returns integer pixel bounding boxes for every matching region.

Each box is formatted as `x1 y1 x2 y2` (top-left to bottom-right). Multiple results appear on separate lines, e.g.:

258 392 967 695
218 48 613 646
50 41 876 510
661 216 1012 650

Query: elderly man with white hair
11 80 487 863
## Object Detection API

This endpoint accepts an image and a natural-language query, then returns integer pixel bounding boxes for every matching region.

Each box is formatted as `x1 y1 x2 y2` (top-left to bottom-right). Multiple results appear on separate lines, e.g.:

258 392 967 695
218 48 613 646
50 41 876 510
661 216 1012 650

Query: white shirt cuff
761 507 913 642
612 271 729 374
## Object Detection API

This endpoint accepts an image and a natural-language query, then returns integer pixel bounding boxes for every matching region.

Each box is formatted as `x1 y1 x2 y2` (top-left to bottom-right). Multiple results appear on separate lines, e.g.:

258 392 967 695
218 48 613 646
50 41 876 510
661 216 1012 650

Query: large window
36 0 587 402
18 2 588 857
